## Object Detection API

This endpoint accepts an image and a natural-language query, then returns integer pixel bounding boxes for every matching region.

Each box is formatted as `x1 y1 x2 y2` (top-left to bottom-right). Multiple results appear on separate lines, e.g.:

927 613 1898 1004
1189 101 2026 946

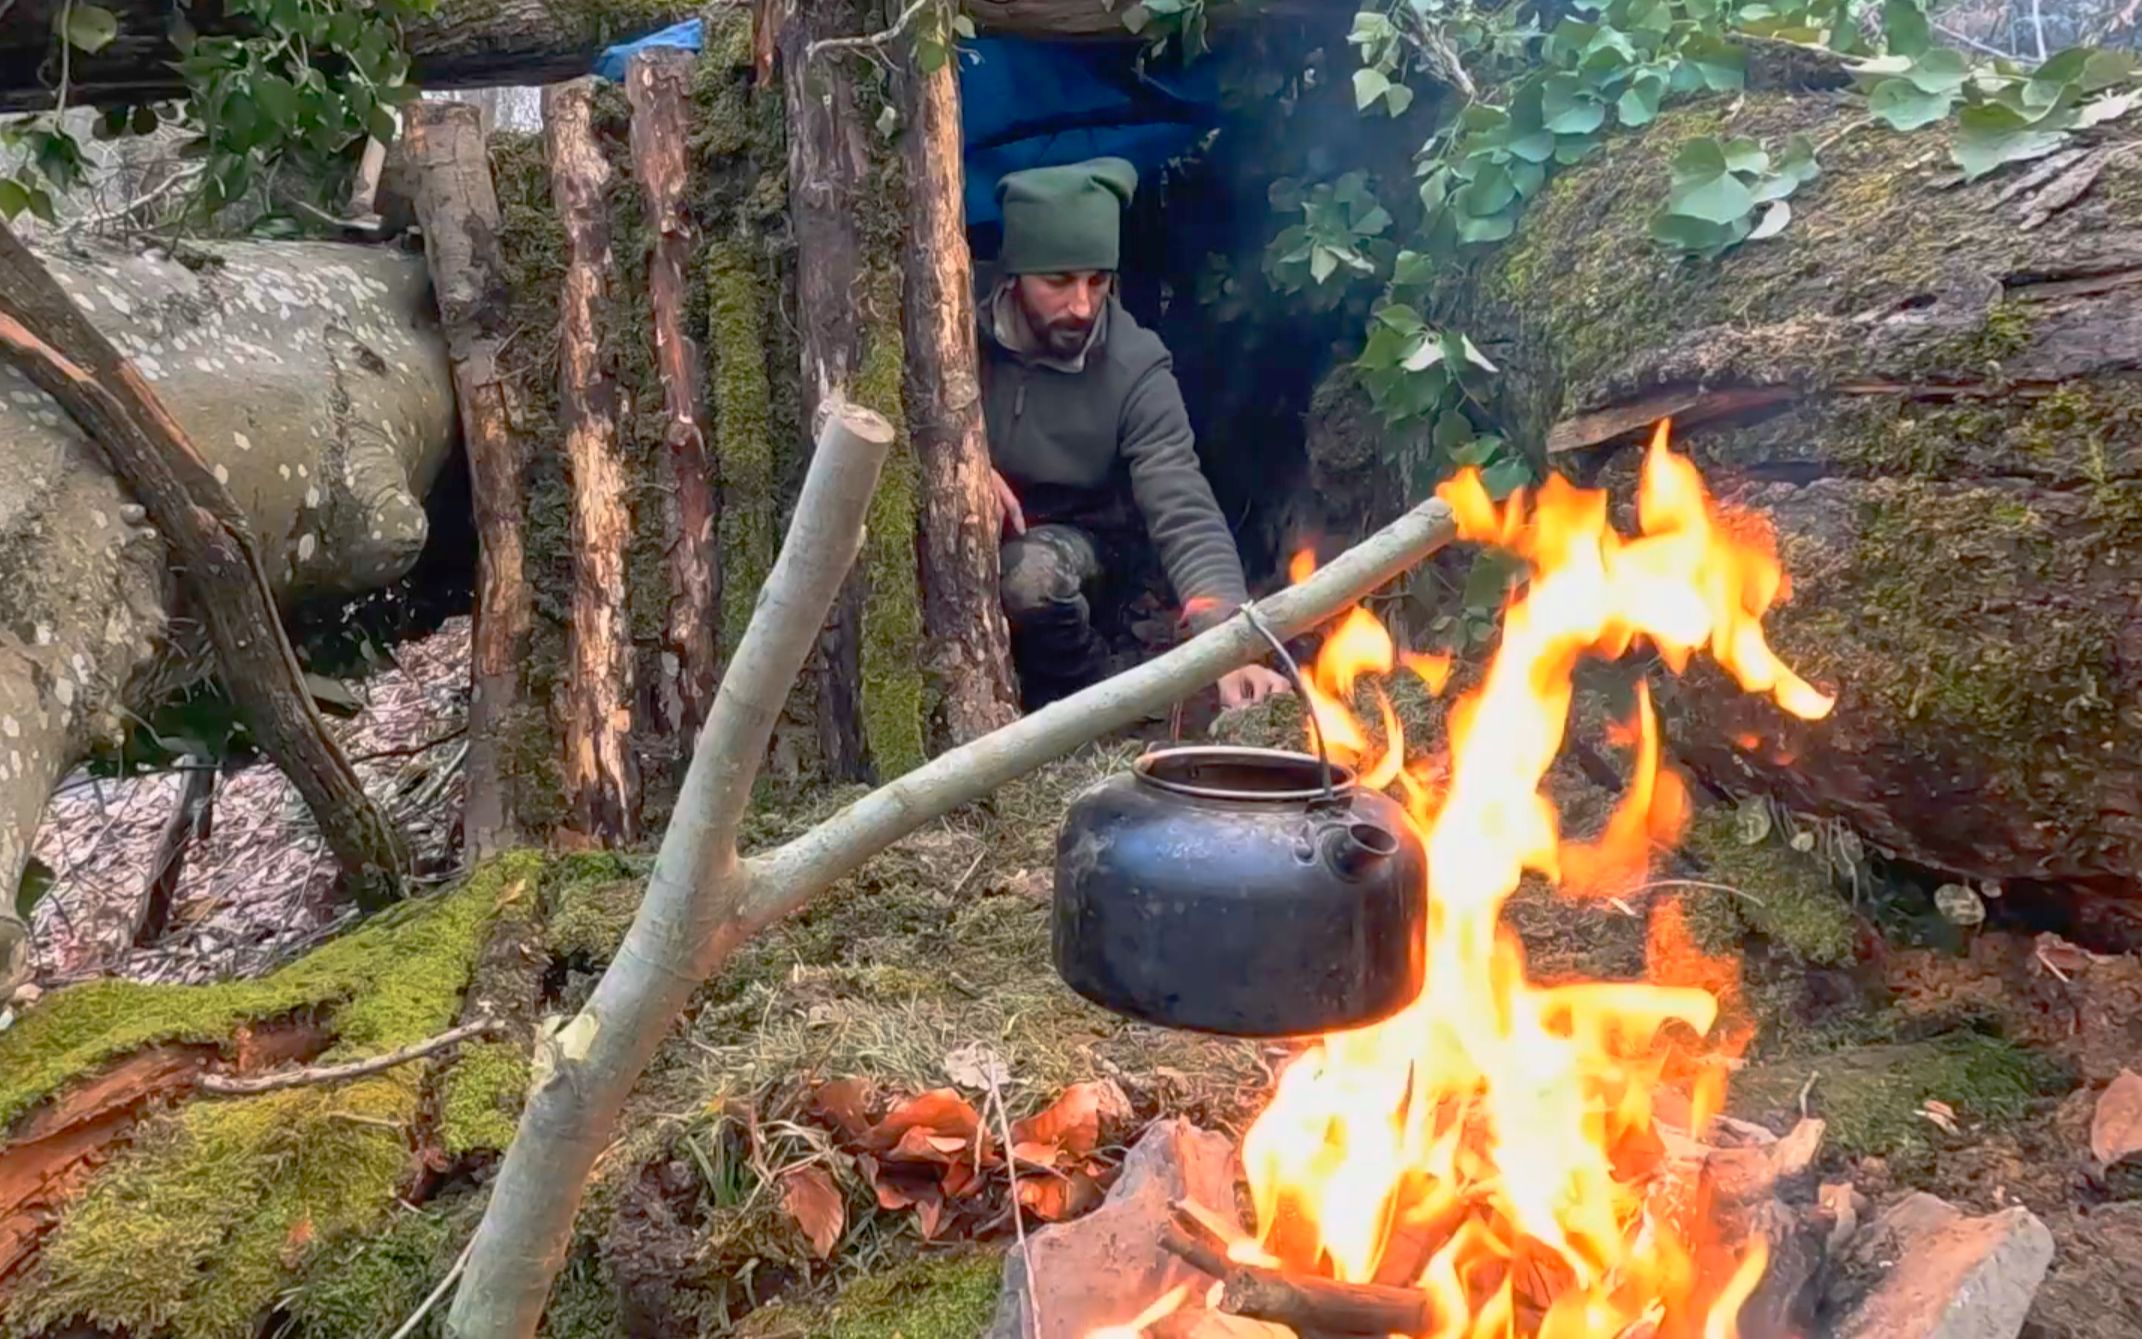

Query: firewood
1158 1224 1434 1336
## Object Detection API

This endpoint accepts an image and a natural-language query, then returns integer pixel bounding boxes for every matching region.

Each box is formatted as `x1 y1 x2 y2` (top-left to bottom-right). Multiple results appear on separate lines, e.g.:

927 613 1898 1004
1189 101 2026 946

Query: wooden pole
627 47 723 746
780 3 876 782
400 100 531 858
545 79 641 846
899 8 1019 748
0 229 410 908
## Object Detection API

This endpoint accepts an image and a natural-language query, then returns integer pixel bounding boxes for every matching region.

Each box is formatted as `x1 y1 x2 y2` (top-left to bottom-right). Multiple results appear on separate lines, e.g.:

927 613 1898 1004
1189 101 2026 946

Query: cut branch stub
0 223 408 908
546 78 641 847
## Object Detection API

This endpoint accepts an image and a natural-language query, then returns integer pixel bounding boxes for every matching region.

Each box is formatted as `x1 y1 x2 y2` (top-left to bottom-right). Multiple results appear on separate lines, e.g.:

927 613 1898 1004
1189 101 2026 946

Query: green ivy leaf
1618 72 1666 126
1881 0 1930 58
1377 302 1426 333
1384 82 1415 117
1720 136 1770 175
1747 199 1792 240
1541 75 1607 134
1869 76 1956 130
1952 101 2071 180
1777 132 1821 185
24 186 56 226
1392 250 1436 286
1553 135 1600 165
1509 128 1557 162
2077 49 2139 93
1354 67 1392 111
0 178 28 221
57 2 120 54
1455 162 1517 215
1457 333 1498 372
1310 246 1340 283
1681 33 1747 91
1509 158 1547 199
1434 411 1475 454
253 73 299 127
1401 334 1446 371
1649 209 1740 254
1904 48 1971 94
952 13 977 39
1357 324 1410 371
1455 207 1518 243
1481 456 1533 499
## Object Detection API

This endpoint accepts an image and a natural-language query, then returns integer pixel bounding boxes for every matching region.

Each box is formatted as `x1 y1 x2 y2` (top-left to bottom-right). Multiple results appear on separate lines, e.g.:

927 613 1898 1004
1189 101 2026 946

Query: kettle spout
1323 819 1402 881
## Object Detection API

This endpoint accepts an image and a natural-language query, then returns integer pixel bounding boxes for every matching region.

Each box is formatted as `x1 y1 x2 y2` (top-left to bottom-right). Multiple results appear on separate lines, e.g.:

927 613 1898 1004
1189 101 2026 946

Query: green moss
1731 1032 2071 1169
549 876 644 963
283 1204 463 1338
855 267 926 778
1682 809 1856 966
437 1038 531 1157
710 241 779 661
814 1251 1005 1339
0 855 541 1339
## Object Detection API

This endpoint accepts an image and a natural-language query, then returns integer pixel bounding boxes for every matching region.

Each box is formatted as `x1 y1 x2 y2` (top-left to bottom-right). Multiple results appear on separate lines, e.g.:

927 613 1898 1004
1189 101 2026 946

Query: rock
1851 1192 1967 1269
986 1118 1240 1339
1835 1205 2054 1339
8 981 39 1007
2088 1068 2142 1167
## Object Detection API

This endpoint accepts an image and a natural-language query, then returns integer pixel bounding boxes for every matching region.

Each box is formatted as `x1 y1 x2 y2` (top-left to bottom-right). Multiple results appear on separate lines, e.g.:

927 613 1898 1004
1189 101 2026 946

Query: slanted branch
1160 1209 1434 1337
0 223 408 908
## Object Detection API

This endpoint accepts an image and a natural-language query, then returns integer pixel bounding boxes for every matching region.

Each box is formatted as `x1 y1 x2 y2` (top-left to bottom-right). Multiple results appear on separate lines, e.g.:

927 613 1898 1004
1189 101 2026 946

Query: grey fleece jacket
979 291 1250 630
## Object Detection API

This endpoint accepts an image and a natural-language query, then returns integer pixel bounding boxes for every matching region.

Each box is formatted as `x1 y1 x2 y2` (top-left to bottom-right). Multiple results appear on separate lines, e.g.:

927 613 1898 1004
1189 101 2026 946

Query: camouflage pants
999 522 1143 708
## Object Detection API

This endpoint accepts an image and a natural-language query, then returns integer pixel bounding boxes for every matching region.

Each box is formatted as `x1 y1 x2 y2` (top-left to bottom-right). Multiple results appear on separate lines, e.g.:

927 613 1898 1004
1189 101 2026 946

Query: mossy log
1320 95 2142 933
0 238 456 986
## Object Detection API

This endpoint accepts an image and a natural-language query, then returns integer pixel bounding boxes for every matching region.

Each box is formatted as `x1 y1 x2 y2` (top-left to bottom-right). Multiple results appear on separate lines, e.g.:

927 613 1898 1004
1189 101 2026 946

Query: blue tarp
590 23 1222 230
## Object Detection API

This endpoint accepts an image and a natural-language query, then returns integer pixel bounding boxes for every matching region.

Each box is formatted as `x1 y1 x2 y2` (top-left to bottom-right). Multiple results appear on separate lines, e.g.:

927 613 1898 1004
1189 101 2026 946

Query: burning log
1159 1214 1434 1337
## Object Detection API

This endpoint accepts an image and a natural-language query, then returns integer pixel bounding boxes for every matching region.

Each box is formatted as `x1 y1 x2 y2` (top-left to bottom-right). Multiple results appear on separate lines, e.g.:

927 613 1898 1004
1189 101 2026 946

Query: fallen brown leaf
280 1216 316 1268
866 1087 985 1160
1015 1169 1105 1222
809 1078 876 1142
779 1165 846 1260
2090 1069 2142 1167
1008 1079 1132 1162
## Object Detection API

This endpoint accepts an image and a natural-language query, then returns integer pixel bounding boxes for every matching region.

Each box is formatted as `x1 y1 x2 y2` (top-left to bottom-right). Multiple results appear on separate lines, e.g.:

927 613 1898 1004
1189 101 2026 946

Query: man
980 156 1290 711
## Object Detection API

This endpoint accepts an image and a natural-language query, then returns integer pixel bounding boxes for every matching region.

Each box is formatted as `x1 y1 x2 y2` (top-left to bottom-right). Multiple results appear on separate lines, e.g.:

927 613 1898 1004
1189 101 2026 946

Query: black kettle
1051 743 1427 1038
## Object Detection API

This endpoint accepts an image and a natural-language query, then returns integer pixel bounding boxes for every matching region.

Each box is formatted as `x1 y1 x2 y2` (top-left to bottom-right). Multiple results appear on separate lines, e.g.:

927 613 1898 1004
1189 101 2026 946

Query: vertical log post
780 3 876 782
626 47 722 747
544 79 641 846
899 7 1018 747
401 101 531 858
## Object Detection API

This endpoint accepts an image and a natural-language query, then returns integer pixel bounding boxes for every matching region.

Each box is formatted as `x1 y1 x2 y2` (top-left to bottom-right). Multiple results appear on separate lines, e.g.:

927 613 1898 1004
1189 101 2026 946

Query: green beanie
995 157 1138 275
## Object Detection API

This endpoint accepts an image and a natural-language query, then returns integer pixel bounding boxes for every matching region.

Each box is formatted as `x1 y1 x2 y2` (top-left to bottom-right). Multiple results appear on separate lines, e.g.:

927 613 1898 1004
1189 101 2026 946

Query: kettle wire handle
1240 604 1339 806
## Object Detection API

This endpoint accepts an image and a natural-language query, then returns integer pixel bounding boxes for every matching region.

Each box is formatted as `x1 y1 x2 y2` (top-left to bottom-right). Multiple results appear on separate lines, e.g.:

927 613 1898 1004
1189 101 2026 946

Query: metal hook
1240 604 1337 805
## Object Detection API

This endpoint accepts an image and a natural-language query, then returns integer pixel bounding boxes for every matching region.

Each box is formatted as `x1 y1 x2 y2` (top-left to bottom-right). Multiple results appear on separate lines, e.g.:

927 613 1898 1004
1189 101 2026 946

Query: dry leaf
1008 1080 1133 1161
1015 1170 1105 1222
280 1216 316 1268
779 1165 846 1259
1916 1100 1960 1135
944 1042 1010 1091
866 1088 985 1160
810 1077 876 1142
2090 1069 2142 1167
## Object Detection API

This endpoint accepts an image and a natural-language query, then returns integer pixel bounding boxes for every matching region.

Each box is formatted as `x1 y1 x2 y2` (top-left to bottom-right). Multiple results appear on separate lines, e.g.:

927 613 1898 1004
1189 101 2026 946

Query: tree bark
0 0 701 113
444 391 1455 1336
544 80 641 848
1321 101 2142 934
400 101 532 859
0 238 454 999
626 47 722 747
0 225 410 908
899 23 1019 749
780 7 876 783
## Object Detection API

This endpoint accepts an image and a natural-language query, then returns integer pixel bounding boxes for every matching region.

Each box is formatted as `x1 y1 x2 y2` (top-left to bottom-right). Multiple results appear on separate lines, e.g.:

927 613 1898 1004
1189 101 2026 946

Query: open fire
1114 421 1834 1338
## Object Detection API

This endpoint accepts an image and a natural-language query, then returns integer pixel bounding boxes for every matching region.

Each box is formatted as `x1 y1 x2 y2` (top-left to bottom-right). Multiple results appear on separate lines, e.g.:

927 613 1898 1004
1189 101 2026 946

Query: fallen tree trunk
401 101 532 858
0 223 412 910
0 238 457 989
1316 97 2142 935
546 79 641 847
0 0 701 113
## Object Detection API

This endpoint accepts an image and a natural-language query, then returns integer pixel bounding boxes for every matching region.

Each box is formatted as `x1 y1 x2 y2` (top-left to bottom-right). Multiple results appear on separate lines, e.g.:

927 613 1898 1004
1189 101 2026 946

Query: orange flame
1221 421 1826 1338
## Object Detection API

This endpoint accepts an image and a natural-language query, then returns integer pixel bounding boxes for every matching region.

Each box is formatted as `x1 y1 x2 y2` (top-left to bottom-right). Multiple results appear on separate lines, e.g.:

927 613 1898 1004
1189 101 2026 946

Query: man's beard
1038 317 1092 358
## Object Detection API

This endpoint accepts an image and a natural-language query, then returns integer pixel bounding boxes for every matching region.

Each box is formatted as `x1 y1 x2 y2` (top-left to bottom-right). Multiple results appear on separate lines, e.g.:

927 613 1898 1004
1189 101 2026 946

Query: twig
1797 1069 1820 1119
62 165 206 236
200 1017 502 1095
2030 0 2048 61
351 724 469 765
806 0 930 60
1159 1221 1433 1335
1625 878 1767 907
979 1064 1042 1339
1933 21 2016 59
388 1236 476 1339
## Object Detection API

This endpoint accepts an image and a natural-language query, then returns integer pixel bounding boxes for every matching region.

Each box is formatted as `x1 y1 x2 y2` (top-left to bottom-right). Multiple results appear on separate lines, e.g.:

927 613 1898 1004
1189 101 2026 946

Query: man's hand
991 468 1026 537
1217 664 1293 710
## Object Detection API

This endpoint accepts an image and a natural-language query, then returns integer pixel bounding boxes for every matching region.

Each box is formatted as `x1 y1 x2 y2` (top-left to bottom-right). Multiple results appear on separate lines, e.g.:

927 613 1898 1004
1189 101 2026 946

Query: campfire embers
1046 422 1855 1335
